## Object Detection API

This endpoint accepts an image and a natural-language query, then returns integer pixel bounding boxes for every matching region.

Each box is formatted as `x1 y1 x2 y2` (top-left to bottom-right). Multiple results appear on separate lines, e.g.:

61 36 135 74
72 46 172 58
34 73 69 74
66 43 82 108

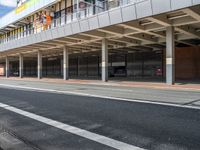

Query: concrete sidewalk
0 77 200 107
0 77 200 92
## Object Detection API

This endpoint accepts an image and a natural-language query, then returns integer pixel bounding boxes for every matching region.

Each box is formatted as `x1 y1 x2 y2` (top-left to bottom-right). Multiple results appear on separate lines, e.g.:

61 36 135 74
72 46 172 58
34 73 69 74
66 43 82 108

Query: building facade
0 0 200 84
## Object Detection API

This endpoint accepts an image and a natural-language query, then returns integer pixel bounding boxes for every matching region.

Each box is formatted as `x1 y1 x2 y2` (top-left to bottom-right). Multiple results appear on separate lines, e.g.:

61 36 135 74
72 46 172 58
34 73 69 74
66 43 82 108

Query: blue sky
0 0 17 17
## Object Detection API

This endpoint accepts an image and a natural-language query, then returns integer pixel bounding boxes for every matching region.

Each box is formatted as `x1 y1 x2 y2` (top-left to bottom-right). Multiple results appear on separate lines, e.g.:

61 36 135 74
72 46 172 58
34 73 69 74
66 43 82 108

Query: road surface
0 86 199 150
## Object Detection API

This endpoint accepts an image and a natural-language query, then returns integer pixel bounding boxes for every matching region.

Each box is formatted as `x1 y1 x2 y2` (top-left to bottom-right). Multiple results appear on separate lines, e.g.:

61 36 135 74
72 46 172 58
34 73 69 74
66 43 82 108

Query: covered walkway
0 5 200 85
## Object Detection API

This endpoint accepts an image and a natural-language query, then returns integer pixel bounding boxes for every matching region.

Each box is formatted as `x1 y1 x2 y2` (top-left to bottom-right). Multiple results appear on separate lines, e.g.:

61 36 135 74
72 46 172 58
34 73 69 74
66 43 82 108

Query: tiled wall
175 46 200 79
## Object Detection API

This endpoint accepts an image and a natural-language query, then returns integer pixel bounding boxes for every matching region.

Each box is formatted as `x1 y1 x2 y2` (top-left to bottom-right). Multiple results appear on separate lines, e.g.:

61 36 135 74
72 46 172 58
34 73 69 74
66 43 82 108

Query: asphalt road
0 87 199 150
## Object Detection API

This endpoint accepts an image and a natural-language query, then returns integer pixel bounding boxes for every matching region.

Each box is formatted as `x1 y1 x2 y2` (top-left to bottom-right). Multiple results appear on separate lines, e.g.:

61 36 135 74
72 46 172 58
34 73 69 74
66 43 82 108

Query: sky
0 0 17 17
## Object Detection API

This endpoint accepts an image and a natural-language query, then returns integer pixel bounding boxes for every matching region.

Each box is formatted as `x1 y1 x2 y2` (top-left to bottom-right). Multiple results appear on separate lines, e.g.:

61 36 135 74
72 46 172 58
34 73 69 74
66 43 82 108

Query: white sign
17 0 27 7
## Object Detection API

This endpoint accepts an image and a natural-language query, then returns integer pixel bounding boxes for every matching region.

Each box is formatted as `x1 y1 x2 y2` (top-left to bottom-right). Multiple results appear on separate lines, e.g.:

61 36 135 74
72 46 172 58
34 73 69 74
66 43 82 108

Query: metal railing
0 0 147 44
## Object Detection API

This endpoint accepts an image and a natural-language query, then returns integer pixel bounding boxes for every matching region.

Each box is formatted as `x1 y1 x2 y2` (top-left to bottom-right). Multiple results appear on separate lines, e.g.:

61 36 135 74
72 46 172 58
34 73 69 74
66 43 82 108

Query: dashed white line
0 102 145 150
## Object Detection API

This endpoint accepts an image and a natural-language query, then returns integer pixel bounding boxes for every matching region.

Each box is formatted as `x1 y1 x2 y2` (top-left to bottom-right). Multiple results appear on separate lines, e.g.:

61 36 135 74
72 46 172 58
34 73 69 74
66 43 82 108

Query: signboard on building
17 0 27 7
15 0 40 14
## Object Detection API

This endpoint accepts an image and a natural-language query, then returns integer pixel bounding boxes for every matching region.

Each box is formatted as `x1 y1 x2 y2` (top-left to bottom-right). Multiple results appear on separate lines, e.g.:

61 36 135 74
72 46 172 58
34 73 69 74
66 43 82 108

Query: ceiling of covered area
0 5 200 59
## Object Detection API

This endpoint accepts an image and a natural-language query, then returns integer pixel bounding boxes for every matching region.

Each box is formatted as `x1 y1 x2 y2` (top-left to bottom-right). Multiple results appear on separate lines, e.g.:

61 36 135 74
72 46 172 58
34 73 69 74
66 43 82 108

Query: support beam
147 16 200 39
109 37 139 45
127 33 158 43
37 51 42 79
102 39 108 82
147 16 171 26
5 56 9 78
182 8 200 21
63 46 69 80
80 31 107 39
166 26 175 85
98 26 125 36
19 54 24 78
120 22 165 38
176 25 200 39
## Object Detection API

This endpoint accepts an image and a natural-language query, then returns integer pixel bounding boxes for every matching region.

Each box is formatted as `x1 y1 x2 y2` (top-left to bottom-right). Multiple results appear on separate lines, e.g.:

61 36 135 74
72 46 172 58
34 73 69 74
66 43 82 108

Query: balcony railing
0 0 147 45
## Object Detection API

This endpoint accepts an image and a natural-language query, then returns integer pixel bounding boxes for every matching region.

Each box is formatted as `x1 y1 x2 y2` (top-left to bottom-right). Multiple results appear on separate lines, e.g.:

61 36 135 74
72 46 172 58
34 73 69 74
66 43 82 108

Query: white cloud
0 0 17 7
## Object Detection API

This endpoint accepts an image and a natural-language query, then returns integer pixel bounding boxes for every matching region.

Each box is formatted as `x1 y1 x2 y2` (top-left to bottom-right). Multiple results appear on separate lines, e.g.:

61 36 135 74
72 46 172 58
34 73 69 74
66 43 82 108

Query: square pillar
63 46 69 80
102 39 108 82
5 56 9 78
19 54 24 78
166 26 175 85
37 51 42 79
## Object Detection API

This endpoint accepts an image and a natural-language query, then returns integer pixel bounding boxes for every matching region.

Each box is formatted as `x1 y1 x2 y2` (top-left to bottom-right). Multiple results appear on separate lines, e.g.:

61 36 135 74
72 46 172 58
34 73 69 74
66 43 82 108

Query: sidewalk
0 77 200 106
1 77 200 92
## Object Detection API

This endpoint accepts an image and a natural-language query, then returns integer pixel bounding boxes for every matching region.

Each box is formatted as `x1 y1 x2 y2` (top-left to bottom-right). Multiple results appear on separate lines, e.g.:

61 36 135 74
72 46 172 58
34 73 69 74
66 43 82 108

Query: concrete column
37 51 42 79
63 46 69 80
102 39 108 82
166 26 175 85
19 54 24 78
5 56 9 78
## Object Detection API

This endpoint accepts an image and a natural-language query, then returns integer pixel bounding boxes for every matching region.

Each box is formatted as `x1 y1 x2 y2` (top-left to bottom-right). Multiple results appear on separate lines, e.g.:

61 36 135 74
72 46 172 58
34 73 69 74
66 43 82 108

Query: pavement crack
183 99 200 105
0 125 41 150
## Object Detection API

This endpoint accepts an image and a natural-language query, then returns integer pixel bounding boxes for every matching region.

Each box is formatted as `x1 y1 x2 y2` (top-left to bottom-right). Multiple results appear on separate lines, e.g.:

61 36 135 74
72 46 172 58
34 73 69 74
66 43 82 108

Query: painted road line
0 102 145 150
0 83 199 110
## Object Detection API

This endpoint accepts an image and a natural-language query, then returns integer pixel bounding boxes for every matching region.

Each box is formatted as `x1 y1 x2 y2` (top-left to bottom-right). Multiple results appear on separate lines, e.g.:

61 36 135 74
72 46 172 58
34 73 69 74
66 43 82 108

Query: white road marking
0 102 144 150
0 83 199 110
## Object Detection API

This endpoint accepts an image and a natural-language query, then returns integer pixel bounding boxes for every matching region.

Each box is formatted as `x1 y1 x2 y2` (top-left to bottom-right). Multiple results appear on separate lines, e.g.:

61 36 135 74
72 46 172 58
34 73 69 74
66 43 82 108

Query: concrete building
0 0 200 85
